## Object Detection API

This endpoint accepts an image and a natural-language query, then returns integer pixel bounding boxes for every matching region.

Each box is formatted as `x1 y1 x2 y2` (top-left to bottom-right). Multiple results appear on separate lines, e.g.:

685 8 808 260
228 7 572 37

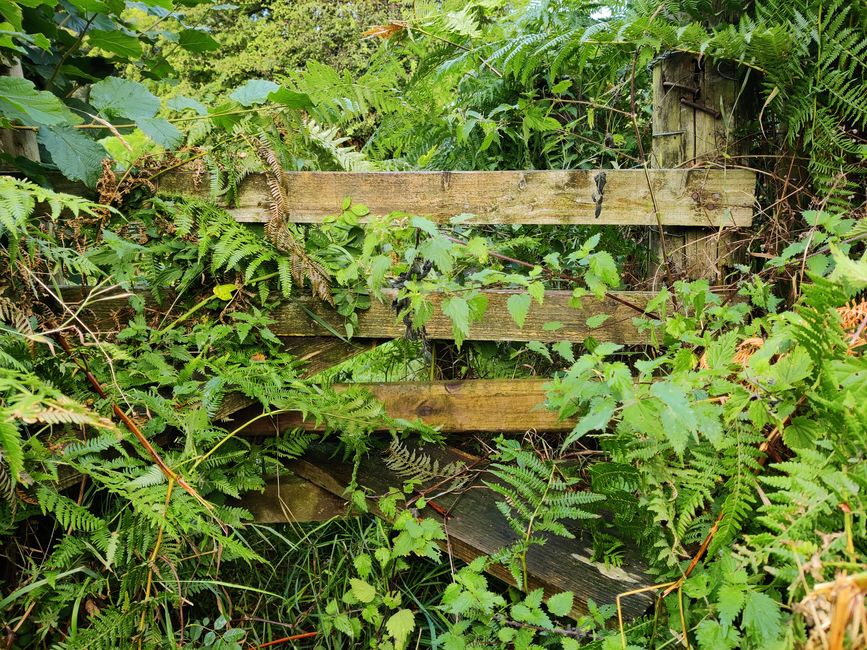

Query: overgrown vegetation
1 0 866 648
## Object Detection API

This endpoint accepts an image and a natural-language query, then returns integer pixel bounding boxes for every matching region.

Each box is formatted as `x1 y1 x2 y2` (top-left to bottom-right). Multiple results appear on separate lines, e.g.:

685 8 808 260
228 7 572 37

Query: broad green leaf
418 235 452 273
506 293 532 328
178 28 220 52
552 340 574 362
0 0 22 30
528 281 545 304
212 284 236 301
167 95 207 115
410 215 439 236
268 86 313 109
586 313 609 328
696 619 741 650
543 321 563 331
367 255 392 294
90 77 159 120
137 117 183 148
88 29 142 58
0 77 77 127
349 578 376 604
441 296 469 347
650 382 696 455
716 583 744 629
742 590 781 643
385 609 415 650
546 591 573 617
562 398 616 449
588 251 619 287
767 347 812 390
37 126 106 186
230 79 279 107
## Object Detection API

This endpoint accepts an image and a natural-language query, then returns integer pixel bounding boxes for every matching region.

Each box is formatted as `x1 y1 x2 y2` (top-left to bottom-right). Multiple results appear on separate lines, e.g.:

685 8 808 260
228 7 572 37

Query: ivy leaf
441 296 469 347
90 77 159 120
37 126 106 187
546 591 573 617
0 77 77 126
178 28 220 52
349 578 376 604
742 590 781 643
385 609 415 650
507 293 532 328
137 117 183 148
230 79 280 107
87 29 142 58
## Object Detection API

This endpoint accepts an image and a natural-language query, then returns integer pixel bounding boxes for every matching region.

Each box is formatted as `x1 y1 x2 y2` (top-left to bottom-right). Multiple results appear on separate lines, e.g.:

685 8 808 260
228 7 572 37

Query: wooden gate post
650 52 744 284
0 60 40 166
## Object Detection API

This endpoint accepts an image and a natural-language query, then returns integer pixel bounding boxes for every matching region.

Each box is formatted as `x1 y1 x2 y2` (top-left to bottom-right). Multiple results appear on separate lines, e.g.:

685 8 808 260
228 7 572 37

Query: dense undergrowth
1 0 867 648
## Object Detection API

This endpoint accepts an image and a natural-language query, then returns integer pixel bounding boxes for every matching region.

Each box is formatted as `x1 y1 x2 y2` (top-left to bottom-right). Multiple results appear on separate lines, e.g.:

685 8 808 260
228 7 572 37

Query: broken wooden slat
237 473 349 523
286 444 654 620
155 168 755 227
235 378 574 435
61 286 659 344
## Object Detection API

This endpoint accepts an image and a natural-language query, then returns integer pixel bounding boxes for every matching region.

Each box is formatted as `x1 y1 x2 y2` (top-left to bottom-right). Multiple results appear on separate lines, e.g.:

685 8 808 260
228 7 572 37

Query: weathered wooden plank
155 168 755 227
236 473 349 522
288 444 654 620
61 287 660 344
269 289 657 344
235 379 574 435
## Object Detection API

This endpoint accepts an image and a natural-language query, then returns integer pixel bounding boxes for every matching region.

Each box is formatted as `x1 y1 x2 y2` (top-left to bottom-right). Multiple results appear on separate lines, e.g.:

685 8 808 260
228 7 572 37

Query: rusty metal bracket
680 97 722 119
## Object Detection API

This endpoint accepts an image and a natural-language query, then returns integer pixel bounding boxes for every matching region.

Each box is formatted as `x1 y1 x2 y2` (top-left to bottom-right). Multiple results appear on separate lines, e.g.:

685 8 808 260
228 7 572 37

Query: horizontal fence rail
154 168 756 226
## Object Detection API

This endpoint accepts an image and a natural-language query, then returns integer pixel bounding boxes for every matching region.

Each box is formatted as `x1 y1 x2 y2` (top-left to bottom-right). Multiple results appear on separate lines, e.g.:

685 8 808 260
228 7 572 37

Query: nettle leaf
507 292 532 328
418 235 453 274
349 578 376 604
588 251 619 287
546 591 573 617
385 609 415 650
38 126 106 186
441 296 469 347
0 77 78 126
230 79 279 107
552 340 574 363
650 382 697 454
562 398 616 449
586 313 609 328
178 28 220 52
90 77 159 120
87 29 142 58
137 117 183 148
742 590 781 643
716 583 745 629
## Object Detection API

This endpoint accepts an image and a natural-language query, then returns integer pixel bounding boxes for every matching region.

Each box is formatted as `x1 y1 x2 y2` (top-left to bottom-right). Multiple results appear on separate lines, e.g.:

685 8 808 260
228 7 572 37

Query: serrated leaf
37 126 106 186
586 313 610 328
441 296 469 347
742 590 781 643
167 95 207 115
230 79 279 107
552 340 574 363
386 609 415 650
349 578 376 604
137 117 183 148
88 29 142 58
507 293 532 328
90 77 159 120
178 28 220 52
528 281 545 304
546 591 573 617
716 583 744 629
562 398 616 449
0 77 77 127
212 284 236 301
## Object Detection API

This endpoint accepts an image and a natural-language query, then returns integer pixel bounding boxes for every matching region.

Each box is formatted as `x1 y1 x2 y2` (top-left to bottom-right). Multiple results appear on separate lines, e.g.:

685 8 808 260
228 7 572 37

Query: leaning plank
235 379 574 435
287 444 654 620
60 286 659 344
155 168 755 227
236 473 349 522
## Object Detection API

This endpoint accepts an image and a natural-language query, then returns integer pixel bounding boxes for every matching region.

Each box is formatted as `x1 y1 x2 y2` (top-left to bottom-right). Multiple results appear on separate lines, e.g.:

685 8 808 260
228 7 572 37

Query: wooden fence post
650 52 745 284
0 60 40 166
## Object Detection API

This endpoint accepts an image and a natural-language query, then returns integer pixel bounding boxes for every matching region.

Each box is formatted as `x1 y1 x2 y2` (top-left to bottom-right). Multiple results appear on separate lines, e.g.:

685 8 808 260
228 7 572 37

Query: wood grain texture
60 286 661 344
268 289 658 344
236 379 574 435
287 444 654 620
155 168 755 227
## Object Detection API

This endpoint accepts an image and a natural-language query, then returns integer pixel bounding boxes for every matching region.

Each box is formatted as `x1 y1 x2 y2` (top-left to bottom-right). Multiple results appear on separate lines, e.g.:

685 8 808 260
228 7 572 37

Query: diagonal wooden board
154 168 755 227
279 443 655 621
